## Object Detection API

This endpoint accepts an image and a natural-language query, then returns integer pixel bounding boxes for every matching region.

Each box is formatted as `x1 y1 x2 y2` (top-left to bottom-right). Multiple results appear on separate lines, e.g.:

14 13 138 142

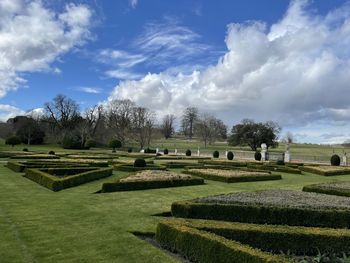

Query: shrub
186 149 191 156
62 133 84 149
5 136 21 147
213 151 219 158
128 148 132 153
164 148 169 155
22 148 28 152
144 148 156 154
254 151 262 161
134 158 146 167
276 160 285 165
227 151 234 160
109 139 122 151
84 139 96 149
48 151 55 155
331 154 341 166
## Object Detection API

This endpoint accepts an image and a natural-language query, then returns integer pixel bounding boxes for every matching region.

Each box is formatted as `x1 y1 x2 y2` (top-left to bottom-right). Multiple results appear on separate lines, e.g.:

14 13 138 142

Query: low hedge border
66 155 115 160
171 200 350 228
10 155 60 159
24 167 113 191
299 166 350 176
247 165 301 174
6 161 91 173
101 177 204 192
303 183 350 197
156 221 291 263
183 170 281 183
198 160 248 167
113 164 167 172
162 162 204 169
173 218 350 256
156 156 211 160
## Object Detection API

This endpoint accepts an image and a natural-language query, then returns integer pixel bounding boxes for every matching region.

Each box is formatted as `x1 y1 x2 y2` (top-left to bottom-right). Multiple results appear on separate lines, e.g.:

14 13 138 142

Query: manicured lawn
2 159 350 262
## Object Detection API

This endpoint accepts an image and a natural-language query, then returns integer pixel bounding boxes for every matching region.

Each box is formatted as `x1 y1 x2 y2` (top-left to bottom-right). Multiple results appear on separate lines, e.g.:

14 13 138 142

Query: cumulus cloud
77 86 102 94
0 0 92 98
108 0 350 143
0 104 25 121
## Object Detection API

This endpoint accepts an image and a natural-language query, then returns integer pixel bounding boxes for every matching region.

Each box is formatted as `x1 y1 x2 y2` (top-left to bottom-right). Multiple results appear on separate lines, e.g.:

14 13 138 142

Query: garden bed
113 164 167 172
303 182 350 197
171 190 350 228
299 165 350 176
183 168 281 183
101 170 204 192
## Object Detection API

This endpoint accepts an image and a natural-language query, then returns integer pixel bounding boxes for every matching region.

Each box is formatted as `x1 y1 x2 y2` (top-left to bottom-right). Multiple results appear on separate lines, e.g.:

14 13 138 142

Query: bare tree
283 131 294 144
77 105 104 146
106 99 135 144
195 114 222 147
181 107 198 139
131 107 155 149
160 114 176 139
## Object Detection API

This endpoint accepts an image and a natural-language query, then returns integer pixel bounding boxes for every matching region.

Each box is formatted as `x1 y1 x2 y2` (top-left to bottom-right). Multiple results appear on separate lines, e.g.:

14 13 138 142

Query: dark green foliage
276 160 285 165
303 182 350 197
13 116 45 144
213 151 219 158
114 164 167 172
144 148 156 154
101 177 204 192
171 199 350 228
109 139 122 150
247 164 301 174
24 167 113 191
254 152 262 161
299 166 350 176
5 135 21 147
156 221 290 263
331 154 341 166
22 148 28 152
164 148 169 155
186 149 191 156
227 151 234 160
62 133 84 149
134 159 146 167
127 148 133 153
84 139 96 149
48 151 55 155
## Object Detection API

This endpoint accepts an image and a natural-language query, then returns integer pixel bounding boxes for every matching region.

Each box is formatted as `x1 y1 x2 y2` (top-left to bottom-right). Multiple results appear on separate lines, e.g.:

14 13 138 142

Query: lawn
2 156 350 262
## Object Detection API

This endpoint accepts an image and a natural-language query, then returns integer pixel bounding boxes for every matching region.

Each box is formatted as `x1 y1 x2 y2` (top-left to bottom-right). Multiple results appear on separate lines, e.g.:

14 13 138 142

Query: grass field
2 151 350 262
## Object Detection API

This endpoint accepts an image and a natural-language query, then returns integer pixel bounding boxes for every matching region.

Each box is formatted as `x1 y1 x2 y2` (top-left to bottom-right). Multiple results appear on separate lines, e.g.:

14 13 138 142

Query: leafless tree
131 107 155 149
181 107 198 139
160 114 176 139
77 105 104 146
195 114 223 147
283 131 294 144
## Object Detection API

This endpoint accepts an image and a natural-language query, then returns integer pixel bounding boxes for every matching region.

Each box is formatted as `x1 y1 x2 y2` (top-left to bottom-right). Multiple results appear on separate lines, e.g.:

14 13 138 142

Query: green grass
2 153 350 262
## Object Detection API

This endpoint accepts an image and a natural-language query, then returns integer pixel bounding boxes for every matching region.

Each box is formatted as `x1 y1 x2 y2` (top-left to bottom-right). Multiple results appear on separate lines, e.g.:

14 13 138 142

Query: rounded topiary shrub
213 151 219 158
5 135 21 147
48 151 55 155
276 160 285 165
255 151 262 161
22 148 28 152
109 139 122 151
331 154 341 166
227 151 234 160
164 148 169 155
84 139 96 149
186 149 191 156
127 148 132 153
134 158 146 167
62 134 83 149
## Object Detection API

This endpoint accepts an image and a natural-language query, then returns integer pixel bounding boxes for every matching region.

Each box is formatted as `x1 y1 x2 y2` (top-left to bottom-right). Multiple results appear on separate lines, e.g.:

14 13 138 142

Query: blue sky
1 0 350 144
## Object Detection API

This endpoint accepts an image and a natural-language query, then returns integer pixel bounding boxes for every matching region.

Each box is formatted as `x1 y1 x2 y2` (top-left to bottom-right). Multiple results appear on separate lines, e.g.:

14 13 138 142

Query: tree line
1 94 281 151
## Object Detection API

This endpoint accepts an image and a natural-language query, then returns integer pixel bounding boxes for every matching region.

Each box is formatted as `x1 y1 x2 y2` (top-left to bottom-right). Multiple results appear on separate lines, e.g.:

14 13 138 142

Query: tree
195 114 224 147
5 135 21 147
131 107 155 149
228 119 281 151
282 131 294 144
160 114 176 139
181 107 198 139
11 116 45 145
106 99 135 144
43 94 81 137
109 139 122 151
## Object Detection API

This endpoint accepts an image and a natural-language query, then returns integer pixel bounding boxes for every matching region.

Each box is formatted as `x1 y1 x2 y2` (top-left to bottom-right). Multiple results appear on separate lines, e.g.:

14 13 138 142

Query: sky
0 0 350 144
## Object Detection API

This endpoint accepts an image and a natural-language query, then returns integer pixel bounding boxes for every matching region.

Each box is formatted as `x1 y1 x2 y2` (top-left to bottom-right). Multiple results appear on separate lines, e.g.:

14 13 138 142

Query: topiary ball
331 154 341 166
48 151 55 155
164 148 169 155
213 150 219 158
255 151 262 161
22 148 28 152
134 158 146 167
227 151 234 160
186 149 191 156
276 160 285 165
127 148 132 153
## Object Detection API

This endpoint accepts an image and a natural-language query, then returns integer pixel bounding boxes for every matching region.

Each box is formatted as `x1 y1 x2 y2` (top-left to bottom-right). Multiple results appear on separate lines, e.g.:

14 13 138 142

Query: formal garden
2 143 350 263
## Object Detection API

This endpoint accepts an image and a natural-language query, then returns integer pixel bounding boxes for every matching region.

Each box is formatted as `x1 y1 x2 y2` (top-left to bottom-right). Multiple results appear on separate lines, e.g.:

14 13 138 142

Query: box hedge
113 164 167 172
101 177 204 192
156 221 291 263
24 167 113 191
299 166 350 176
303 183 350 197
247 165 301 174
6 161 90 172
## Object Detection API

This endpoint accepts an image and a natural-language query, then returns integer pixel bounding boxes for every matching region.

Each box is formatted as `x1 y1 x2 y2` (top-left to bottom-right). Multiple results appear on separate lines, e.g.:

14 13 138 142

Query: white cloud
0 0 92 98
77 86 102 94
0 104 25 121
129 0 138 9
108 0 350 143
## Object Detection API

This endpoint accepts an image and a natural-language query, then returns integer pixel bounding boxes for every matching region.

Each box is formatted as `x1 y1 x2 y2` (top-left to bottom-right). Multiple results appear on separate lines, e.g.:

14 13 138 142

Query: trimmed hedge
24 167 113 191
10 154 60 159
101 177 204 192
303 183 350 197
156 155 211 160
162 162 204 169
247 165 301 174
198 160 248 167
183 170 281 183
156 221 291 263
299 166 350 176
227 151 234 160
113 164 167 172
171 199 350 228
6 161 90 173
166 218 350 256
